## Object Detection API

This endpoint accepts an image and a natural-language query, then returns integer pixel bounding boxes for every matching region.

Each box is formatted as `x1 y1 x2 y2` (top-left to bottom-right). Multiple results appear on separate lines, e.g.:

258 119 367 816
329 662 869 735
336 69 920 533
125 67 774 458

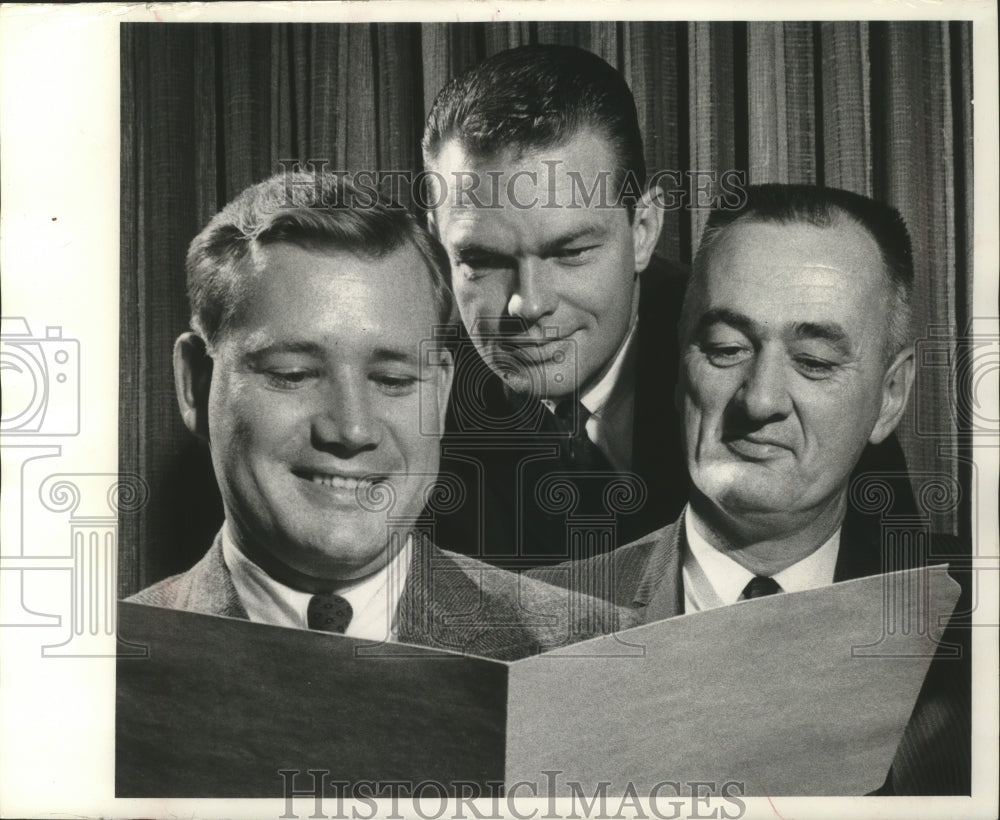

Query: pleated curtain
120 21 973 594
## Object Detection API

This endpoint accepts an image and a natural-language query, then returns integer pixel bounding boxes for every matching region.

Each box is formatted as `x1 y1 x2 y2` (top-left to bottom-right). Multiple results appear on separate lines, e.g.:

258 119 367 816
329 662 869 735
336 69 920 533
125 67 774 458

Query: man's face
195 242 451 588
429 129 661 399
680 219 912 533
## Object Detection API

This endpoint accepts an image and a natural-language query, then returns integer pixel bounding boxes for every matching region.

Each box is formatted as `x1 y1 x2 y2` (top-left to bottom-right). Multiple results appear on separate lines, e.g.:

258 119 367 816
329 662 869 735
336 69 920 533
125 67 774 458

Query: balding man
529 184 971 794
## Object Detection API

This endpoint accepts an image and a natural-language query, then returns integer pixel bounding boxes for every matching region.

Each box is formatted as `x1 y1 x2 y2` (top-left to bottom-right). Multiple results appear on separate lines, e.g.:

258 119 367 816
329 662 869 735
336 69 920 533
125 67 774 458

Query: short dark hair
691 184 914 357
421 44 646 209
186 171 454 348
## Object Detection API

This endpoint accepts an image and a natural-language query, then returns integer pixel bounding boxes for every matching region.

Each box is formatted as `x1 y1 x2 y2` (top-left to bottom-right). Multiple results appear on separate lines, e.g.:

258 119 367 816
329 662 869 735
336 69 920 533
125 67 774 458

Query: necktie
741 575 782 599
553 400 613 473
307 592 353 633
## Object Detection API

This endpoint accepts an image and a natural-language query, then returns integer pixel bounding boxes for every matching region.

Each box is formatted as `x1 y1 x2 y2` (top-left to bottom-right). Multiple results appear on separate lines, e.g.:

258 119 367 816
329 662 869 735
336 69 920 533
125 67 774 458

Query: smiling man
678 210 913 576
127 170 632 659
529 184 971 794
421 45 691 566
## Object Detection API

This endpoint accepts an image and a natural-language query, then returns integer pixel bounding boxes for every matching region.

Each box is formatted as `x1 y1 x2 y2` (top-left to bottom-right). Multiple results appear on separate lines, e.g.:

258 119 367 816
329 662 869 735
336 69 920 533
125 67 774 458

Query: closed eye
454 251 513 279
549 245 599 264
371 372 420 396
263 369 318 390
793 355 838 379
702 344 752 368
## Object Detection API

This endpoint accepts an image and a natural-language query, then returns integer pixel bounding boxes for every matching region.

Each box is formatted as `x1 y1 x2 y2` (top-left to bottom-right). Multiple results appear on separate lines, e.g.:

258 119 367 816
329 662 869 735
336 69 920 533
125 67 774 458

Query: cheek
683 362 733 417
215 390 304 456
386 401 437 464
455 278 507 320
821 395 877 453
579 264 634 322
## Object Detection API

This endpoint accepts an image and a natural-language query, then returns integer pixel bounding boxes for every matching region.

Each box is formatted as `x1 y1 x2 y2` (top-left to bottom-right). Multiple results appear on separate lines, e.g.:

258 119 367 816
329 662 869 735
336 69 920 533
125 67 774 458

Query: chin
292 532 391 575
717 491 788 516
695 471 787 514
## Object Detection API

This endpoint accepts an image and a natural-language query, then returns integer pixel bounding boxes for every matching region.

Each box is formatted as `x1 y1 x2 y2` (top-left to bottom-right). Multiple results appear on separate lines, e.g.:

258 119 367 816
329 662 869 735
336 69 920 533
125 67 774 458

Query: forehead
431 130 627 251
697 219 889 329
226 241 438 349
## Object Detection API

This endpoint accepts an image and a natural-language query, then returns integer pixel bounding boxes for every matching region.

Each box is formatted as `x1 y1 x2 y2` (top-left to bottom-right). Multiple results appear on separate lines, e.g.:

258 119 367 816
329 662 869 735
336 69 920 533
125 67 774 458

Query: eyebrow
692 308 756 337
244 340 326 360
693 311 854 355
244 342 419 366
453 225 607 260
536 225 607 256
790 322 853 354
370 347 419 367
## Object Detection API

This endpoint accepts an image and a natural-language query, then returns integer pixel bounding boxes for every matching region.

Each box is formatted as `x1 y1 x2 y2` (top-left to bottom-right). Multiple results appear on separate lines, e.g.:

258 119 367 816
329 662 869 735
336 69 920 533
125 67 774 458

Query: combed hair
186 171 454 348
691 184 914 358
421 44 646 212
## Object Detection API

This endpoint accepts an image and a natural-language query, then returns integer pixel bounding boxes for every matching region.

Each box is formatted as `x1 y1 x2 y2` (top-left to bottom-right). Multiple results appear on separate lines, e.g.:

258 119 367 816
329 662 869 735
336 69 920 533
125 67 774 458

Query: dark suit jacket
128 530 636 662
431 255 917 569
527 511 971 795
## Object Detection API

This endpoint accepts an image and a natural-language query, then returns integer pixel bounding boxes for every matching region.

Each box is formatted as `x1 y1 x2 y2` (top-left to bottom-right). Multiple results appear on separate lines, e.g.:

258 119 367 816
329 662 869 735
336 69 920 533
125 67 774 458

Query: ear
173 331 213 440
631 184 666 275
434 346 455 432
426 207 440 238
869 346 915 444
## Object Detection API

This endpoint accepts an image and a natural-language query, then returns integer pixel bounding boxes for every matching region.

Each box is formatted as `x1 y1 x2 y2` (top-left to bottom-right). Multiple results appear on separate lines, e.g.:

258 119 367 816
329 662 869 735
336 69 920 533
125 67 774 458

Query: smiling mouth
293 470 386 490
495 337 570 363
722 436 791 460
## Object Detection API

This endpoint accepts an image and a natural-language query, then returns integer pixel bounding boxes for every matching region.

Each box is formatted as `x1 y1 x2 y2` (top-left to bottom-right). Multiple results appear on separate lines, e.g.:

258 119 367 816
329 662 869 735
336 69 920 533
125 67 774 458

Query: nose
736 350 792 422
310 377 381 455
507 259 557 324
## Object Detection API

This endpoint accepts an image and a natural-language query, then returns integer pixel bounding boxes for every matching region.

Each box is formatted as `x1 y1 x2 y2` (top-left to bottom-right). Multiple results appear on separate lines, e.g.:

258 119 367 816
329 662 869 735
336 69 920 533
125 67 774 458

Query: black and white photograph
0 2 997 818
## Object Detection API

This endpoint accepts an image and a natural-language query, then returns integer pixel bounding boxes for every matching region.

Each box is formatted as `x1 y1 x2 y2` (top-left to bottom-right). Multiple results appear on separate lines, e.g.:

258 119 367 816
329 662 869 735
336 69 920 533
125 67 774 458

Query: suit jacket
526 511 972 795
431 255 917 569
128 530 635 662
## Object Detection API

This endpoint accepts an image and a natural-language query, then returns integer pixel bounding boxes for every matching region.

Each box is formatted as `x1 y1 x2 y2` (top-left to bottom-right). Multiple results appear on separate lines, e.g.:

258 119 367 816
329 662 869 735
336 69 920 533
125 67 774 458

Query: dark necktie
741 575 782 599
307 592 353 633
553 400 613 473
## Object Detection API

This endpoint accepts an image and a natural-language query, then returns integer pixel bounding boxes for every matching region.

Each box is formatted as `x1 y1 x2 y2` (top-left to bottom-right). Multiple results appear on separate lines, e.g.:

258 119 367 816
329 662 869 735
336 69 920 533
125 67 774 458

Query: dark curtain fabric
120 21 974 595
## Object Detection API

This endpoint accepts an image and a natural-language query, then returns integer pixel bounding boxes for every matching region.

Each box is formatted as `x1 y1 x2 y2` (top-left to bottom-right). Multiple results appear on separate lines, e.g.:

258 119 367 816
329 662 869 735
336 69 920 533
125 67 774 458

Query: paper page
506 566 961 796
116 602 509 797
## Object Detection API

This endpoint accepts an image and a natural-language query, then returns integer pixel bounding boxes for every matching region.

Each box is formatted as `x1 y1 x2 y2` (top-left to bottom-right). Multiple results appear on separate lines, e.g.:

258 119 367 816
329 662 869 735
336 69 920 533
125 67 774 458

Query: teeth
307 474 376 490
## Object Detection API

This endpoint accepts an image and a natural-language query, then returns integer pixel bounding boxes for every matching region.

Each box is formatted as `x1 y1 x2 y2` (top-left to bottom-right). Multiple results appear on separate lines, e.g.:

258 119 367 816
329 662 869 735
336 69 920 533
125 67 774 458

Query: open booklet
116 565 959 797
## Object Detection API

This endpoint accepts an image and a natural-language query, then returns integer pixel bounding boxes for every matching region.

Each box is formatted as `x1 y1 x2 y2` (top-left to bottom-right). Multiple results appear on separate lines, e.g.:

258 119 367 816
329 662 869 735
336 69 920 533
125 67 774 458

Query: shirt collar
221 522 412 639
580 317 639 420
683 505 841 609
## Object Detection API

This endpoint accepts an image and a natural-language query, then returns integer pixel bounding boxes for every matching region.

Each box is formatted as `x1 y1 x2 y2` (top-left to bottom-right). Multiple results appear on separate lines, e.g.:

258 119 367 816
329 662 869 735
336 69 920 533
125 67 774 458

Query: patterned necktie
307 592 353 633
741 575 782 599
553 400 613 473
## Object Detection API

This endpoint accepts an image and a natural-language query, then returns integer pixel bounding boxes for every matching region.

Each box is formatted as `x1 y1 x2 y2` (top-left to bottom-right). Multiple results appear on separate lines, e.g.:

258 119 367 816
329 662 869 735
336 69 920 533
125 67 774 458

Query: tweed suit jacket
128 530 635 662
526 511 972 795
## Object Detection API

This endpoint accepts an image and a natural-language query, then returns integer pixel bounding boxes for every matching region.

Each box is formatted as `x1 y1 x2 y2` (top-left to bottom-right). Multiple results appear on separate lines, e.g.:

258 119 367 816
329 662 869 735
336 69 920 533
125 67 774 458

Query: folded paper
116 565 959 796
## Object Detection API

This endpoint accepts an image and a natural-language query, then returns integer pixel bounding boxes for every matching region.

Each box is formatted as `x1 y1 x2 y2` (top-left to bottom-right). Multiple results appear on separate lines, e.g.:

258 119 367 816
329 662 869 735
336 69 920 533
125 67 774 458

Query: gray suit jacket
129 530 635 662
527 512 972 795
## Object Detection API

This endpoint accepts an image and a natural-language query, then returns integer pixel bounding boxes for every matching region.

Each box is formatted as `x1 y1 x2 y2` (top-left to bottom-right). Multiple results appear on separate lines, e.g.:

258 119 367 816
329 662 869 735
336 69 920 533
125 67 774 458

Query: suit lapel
397 535 546 659
395 535 494 654
180 531 249 619
834 510 886 582
631 515 685 623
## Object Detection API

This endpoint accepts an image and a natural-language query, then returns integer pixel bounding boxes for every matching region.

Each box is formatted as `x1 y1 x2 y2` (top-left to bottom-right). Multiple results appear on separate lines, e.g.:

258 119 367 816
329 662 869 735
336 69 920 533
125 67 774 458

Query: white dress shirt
221 523 412 641
543 317 639 472
682 506 841 613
